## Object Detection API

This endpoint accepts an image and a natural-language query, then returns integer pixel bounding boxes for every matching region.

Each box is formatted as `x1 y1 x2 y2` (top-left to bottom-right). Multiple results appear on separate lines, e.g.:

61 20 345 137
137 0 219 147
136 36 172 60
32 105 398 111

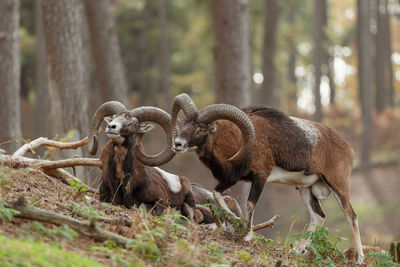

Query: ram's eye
197 128 208 135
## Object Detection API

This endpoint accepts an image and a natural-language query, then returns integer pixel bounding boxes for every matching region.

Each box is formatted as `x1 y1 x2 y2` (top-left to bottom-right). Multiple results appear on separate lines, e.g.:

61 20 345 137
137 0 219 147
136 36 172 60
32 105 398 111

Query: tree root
7 196 134 248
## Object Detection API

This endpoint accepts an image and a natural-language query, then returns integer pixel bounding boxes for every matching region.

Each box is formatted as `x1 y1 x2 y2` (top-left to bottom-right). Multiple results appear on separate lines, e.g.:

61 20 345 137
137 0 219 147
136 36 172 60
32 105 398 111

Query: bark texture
211 0 252 213
34 0 50 139
313 0 323 121
84 0 129 106
261 0 281 108
0 0 22 153
212 0 252 107
357 0 373 167
158 0 171 110
42 0 89 139
375 0 394 113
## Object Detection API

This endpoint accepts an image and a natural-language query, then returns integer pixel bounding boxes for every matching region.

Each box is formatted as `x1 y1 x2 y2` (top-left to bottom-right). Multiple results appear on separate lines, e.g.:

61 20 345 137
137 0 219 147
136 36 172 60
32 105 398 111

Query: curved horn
129 107 176 166
198 104 255 163
170 93 198 142
88 101 127 155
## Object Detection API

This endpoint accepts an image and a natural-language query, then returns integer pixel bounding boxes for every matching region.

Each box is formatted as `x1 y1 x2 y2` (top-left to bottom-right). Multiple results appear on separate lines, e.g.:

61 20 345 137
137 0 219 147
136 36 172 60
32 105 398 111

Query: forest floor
0 166 393 266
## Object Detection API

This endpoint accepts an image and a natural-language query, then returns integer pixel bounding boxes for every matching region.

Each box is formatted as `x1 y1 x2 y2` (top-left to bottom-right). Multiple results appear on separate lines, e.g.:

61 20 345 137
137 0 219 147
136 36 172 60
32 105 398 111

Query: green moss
0 235 103 267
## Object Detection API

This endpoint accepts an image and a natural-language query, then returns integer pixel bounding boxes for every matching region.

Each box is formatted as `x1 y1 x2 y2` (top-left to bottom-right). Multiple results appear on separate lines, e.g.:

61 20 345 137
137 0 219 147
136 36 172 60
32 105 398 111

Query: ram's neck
196 120 249 183
199 120 242 160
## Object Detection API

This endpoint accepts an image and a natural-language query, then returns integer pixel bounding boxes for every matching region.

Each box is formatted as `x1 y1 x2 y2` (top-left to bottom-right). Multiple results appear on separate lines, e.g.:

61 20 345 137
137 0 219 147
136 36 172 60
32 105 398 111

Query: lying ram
88 101 195 219
170 94 364 264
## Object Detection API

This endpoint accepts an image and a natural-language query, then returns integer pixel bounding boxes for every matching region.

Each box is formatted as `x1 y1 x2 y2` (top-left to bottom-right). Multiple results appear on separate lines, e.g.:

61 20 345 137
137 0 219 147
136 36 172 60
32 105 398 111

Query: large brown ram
88 101 195 219
170 94 364 264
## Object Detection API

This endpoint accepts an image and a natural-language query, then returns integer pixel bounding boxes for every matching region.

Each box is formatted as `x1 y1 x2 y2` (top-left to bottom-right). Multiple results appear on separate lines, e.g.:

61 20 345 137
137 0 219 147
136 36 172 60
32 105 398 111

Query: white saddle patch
290 117 319 146
266 166 319 187
154 167 182 193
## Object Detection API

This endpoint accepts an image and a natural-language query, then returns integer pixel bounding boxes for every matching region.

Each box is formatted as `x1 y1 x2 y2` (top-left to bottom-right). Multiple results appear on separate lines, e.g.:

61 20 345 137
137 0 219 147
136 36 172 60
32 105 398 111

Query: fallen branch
252 215 280 231
7 196 133 247
13 137 88 157
0 155 101 170
45 168 97 194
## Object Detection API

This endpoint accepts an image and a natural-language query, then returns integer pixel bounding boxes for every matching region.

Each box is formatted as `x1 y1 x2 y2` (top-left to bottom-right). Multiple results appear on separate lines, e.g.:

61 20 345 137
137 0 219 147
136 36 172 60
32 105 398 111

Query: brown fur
176 105 363 262
100 138 195 217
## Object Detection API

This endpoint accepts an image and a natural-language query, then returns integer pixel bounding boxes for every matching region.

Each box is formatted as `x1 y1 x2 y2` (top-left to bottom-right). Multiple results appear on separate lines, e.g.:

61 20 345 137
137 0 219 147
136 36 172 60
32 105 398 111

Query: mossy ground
0 166 394 266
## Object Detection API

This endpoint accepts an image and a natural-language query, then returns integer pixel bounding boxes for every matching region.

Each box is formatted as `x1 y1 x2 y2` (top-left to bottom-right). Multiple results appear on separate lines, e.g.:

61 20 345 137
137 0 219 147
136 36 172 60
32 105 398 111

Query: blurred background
0 0 399 249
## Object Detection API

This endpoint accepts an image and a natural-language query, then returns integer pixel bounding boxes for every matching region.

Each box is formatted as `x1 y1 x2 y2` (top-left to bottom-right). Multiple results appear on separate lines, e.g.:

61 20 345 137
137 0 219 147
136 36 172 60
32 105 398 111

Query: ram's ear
137 123 156 134
209 123 218 133
103 116 113 125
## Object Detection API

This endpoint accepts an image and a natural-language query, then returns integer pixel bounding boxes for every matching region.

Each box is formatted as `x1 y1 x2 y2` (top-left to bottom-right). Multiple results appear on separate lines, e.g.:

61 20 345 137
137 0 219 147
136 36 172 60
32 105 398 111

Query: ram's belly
266 166 319 187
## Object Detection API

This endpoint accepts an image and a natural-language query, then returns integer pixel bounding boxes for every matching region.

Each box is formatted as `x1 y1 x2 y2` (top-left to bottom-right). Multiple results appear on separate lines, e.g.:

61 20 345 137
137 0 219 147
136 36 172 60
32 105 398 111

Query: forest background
0 0 400 250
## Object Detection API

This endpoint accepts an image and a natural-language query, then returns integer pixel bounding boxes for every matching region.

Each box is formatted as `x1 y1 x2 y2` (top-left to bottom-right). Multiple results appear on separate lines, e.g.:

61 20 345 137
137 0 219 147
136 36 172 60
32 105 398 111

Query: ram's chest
113 145 129 181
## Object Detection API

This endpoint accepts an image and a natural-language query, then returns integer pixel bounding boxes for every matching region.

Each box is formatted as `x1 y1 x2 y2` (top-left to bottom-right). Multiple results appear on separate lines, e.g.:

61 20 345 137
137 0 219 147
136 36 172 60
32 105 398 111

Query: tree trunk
212 0 252 107
0 0 22 153
158 0 171 110
138 1 156 106
313 0 323 122
261 0 281 108
212 0 252 214
42 0 89 139
357 0 373 167
375 0 394 112
287 6 298 113
42 0 90 181
84 0 129 106
34 0 50 140
320 0 336 106
382 0 394 108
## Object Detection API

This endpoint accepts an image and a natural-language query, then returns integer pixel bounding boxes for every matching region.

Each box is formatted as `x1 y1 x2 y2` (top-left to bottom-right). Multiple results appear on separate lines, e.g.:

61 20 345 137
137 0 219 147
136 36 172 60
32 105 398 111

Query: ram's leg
297 186 326 253
244 176 265 241
329 182 363 265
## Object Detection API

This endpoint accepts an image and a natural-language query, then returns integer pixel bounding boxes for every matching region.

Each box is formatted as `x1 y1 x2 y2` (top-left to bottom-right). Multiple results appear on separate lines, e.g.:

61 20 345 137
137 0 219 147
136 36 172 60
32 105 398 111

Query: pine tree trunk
287 6 297 113
138 1 155 106
313 0 323 122
212 0 252 107
0 0 22 153
261 0 281 108
357 0 373 167
42 0 89 139
212 0 252 213
158 0 171 110
84 0 129 106
34 0 50 140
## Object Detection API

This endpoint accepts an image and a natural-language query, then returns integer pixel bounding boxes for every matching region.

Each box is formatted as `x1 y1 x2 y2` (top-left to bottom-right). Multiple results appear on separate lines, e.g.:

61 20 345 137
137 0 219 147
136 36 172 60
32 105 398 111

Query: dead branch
7 196 133 247
45 168 97 194
252 215 280 231
0 155 101 170
13 137 88 157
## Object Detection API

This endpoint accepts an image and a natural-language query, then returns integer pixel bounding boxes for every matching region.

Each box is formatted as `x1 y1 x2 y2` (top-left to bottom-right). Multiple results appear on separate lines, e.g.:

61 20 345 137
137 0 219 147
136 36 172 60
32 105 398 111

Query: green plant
365 251 398 267
67 178 89 201
0 234 102 266
127 226 167 262
204 203 248 234
254 235 274 246
206 243 228 263
0 166 13 196
290 225 345 266
70 201 104 220
0 198 19 223
237 250 251 261
30 221 77 243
